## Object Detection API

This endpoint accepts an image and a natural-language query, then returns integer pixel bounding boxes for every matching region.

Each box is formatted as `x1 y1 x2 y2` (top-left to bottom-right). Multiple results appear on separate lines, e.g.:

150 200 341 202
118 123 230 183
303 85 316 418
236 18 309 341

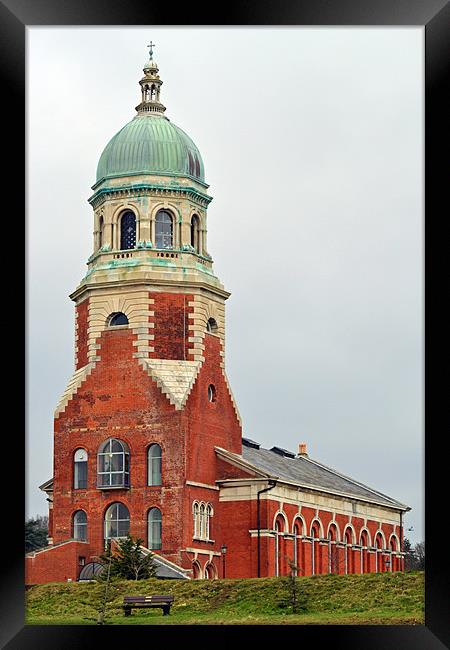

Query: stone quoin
26 47 410 585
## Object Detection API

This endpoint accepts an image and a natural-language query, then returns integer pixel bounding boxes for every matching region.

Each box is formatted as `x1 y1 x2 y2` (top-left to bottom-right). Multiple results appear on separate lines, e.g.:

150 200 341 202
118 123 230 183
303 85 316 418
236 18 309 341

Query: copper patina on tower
27 48 410 584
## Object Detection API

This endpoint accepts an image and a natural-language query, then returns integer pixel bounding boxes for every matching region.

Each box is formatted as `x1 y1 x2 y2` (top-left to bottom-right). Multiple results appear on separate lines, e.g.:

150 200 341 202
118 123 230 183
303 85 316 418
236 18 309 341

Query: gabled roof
216 444 409 512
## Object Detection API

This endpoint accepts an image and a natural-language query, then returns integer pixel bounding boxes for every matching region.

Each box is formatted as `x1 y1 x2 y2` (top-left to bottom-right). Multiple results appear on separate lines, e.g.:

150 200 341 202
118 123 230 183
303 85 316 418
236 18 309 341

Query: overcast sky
27 27 423 544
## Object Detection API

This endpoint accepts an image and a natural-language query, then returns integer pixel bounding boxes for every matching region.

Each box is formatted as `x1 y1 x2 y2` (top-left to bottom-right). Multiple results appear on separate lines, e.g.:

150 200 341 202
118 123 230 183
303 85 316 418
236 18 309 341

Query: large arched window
344 528 354 575
148 508 162 550
104 502 130 540
311 521 321 576
97 439 130 488
120 211 136 250
190 215 200 252
73 510 87 541
293 520 303 576
73 449 88 489
155 210 173 249
375 532 384 573
360 530 369 574
274 515 286 577
147 444 162 486
328 524 338 574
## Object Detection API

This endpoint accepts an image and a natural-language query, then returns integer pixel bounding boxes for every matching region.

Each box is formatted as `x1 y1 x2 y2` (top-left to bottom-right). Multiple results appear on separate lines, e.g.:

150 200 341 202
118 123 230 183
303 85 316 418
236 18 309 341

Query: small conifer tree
99 535 157 581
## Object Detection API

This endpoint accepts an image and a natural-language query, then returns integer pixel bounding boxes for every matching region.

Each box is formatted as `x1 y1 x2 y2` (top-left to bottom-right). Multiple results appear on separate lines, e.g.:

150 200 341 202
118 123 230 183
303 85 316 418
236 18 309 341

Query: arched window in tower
190 215 200 252
104 503 130 540
73 510 88 541
73 449 88 489
147 444 162 486
155 210 173 249
98 216 104 249
97 439 130 488
120 210 136 250
148 508 162 550
108 312 129 327
206 318 218 334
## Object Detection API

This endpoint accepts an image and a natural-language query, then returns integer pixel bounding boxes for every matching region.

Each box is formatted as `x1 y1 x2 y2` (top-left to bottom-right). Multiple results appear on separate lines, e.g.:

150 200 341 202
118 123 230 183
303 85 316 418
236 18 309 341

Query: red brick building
26 51 409 585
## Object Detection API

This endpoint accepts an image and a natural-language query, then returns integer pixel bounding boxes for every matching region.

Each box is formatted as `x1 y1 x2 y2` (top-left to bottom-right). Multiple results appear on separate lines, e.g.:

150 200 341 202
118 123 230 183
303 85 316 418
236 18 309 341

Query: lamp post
221 543 227 579
384 557 391 573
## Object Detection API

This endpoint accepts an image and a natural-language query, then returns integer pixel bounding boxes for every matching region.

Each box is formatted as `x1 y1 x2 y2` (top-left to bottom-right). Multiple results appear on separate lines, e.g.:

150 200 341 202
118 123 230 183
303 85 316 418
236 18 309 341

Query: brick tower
31 47 242 581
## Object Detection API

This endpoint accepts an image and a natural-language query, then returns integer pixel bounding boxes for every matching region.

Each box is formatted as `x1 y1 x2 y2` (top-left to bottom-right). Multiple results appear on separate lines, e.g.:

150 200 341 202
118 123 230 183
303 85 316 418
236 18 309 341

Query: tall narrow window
193 502 200 538
97 439 130 488
191 215 200 252
73 510 87 541
155 210 173 249
148 508 162 550
148 444 162 486
99 216 104 249
199 503 205 539
120 211 136 250
205 504 213 540
74 449 88 489
104 503 129 540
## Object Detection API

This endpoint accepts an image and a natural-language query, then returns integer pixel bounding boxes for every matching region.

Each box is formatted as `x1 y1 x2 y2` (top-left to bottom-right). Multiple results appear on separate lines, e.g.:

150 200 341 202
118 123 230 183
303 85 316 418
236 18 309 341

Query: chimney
298 443 308 457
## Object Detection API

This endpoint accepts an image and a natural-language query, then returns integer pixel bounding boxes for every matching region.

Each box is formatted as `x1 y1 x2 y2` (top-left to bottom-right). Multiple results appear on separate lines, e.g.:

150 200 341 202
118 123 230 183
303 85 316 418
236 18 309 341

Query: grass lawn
26 571 424 626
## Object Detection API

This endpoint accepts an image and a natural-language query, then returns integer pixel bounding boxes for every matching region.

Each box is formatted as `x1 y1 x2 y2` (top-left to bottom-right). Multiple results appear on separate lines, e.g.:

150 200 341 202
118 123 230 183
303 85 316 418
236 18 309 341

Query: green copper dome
96 115 205 184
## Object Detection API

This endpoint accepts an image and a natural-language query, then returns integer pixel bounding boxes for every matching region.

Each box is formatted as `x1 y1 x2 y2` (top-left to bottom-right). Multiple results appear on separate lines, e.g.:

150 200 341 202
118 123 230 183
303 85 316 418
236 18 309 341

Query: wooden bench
122 595 174 616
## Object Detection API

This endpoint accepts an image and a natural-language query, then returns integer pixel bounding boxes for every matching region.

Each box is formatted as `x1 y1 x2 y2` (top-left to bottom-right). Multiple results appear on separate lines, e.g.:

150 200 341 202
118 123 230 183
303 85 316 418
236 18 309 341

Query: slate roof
220 441 409 511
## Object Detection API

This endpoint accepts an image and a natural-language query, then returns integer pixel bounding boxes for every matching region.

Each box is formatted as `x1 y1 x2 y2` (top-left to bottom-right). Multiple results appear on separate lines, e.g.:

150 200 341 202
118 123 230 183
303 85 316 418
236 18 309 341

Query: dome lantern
135 41 166 116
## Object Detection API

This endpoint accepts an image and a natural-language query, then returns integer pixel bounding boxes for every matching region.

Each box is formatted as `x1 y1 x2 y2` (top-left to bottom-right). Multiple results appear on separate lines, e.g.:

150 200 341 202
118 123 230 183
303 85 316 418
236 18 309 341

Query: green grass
26 571 424 626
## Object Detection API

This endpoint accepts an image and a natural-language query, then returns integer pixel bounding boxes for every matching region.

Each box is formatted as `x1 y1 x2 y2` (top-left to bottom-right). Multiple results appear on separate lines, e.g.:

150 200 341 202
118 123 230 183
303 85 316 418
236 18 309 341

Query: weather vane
147 41 155 61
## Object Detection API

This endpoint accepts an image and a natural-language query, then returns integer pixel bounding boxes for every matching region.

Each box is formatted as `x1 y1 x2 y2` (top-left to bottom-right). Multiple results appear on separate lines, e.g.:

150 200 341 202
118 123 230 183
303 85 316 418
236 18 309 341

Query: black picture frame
3 0 448 647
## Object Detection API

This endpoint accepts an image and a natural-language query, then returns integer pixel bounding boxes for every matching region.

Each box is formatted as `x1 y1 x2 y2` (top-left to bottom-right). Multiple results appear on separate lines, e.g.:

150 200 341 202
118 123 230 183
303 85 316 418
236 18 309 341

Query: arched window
205 504 213 540
274 515 286 577
108 312 129 327
199 503 205 539
375 533 384 572
206 318 218 334
73 510 87 541
99 216 104 249
192 560 202 580
204 563 216 580
120 211 136 250
311 522 321 575
104 502 129 540
193 502 200 538
148 508 162 550
148 444 162 486
328 524 338 574
97 439 130 488
344 528 354 574
293 521 302 576
208 384 216 402
360 530 369 574
74 449 88 489
191 215 200 252
155 210 173 249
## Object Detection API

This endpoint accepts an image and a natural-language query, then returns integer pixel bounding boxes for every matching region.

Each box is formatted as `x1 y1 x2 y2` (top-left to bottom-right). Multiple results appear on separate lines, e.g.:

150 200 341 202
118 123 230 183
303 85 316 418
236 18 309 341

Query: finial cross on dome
147 41 155 61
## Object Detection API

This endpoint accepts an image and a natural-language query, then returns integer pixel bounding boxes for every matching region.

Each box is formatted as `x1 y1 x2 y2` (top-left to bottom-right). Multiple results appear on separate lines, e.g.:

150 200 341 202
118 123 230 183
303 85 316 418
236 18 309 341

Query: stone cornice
69 277 231 302
88 181 213 209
